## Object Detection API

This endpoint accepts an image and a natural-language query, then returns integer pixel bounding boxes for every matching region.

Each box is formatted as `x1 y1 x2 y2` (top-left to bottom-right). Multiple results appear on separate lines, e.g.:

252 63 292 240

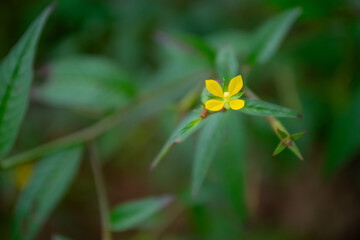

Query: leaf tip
49 1 57 11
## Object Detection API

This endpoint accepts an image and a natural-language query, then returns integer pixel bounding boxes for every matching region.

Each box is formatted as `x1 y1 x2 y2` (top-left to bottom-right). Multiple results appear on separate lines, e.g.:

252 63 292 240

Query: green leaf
150 111 204 170
0 5 53 159
215 45 238 89
35 56 135 112
291 131 307 141
248 8 301 65
288 143 304 161
277 128 288 139
12 145 83 240
110 195 173 232
215 111 247 220
168 31 216 63
230 91 244 100
268 117 304 160
240 99 299 118
273 142 286 156
192 112 228 197
207 30 252 58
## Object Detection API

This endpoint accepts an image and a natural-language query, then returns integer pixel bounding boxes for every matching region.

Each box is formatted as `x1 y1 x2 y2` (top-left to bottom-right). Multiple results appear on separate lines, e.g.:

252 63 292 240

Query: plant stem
88 142 112 240
0 70 209 170
0 109 127 170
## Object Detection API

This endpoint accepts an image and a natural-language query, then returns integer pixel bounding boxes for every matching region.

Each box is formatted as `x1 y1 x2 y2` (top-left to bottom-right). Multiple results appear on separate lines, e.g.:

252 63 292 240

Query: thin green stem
0 70 209 170
0 109 127 170
89 142 112 240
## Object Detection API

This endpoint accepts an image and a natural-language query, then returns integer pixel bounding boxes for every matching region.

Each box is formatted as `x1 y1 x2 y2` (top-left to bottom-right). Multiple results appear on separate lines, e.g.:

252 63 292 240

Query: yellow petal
205 99 225 111
229 99 245 110
205 80 223 97
228 75 243 97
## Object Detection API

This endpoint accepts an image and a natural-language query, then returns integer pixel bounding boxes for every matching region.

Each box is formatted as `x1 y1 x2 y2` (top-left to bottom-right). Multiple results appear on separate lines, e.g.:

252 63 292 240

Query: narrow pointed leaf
169 32 216 63
216 45 238 89
35 56 135 112
110 195 173 232
291 131 307 141
240 99 299 118
12 145 83 240
288 144 304 160
192 112 228 196
215 111 247 220
273 142 286 156
277 128 288 139
150 111 204 170
248 8 301 65
0 5 53 158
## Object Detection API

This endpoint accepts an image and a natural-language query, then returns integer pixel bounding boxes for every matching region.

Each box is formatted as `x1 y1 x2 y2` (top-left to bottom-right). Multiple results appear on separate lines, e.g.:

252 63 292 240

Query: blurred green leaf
168 31 216 63
325 87 360 174
273 142 286 156
150 111 204 170
0 5 52 159
291 131 307 141
110 195 173 232
248 8 301 65
192 112 228 196
277 128 288 138
216 45 238 89
216 111 247 220
240 99 299 118
35 56 135 112
207 31 252 59
288 143 304 161
269 117 304 160
12 145 83 240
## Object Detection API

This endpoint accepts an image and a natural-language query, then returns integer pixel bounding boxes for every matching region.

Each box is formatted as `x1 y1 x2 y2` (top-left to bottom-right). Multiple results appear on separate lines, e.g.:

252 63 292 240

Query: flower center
223 92 230 101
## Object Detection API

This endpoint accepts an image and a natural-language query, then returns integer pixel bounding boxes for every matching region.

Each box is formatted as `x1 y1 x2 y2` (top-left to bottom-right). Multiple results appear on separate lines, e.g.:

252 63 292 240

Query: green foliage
4 0 358 238
110 195 173 232
35 56 135 112
12 145 83 240
215 111 247 220
168 31 216 63
273 142 286 156
248 8 301 65
192 112 228 196
215 45 238 89
150 111 204 170
240 99 299 118
0 5 52 159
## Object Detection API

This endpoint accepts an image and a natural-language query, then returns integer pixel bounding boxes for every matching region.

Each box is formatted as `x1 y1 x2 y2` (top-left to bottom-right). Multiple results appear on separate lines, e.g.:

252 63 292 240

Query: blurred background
0 0 360 239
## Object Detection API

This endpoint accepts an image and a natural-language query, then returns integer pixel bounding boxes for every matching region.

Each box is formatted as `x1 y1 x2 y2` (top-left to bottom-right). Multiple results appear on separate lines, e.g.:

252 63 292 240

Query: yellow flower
205 75 245 111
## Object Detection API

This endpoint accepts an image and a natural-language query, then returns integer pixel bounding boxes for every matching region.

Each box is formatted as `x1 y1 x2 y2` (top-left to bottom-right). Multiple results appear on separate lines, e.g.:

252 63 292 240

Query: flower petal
205 100 225 111
229 99 245 110
228 75 243 97
205 80 223 97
